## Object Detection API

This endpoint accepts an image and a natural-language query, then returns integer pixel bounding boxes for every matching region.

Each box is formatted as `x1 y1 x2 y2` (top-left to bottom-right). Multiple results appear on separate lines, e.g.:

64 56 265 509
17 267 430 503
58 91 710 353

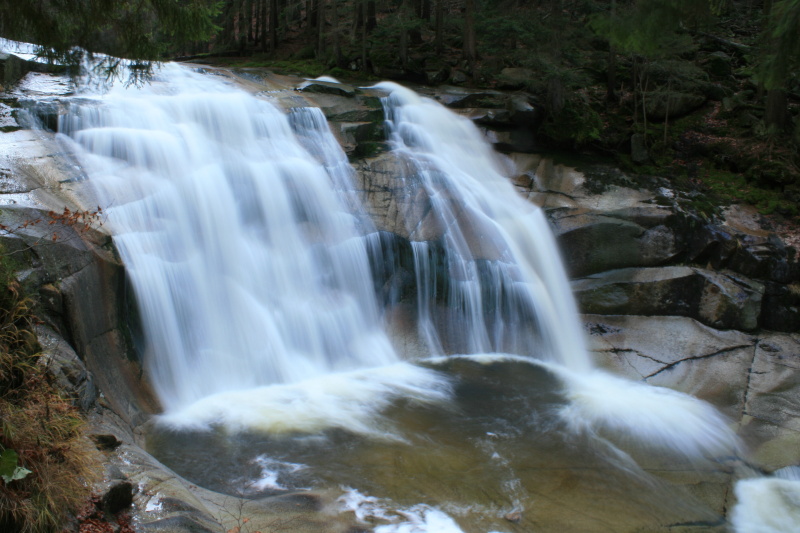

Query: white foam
339 488 466 533
245 455 307 492
311 75 342 84
428 353 741 461
556 368 740 460
731 476 800 532
156 363 451 436
374 507 465 533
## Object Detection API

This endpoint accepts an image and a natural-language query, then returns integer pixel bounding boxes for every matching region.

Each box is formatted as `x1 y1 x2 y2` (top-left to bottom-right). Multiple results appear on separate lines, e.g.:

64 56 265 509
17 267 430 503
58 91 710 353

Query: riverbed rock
574 266 764 331
297 79 357 98
435 86 508 109
585 314 756 419
739 333 800 470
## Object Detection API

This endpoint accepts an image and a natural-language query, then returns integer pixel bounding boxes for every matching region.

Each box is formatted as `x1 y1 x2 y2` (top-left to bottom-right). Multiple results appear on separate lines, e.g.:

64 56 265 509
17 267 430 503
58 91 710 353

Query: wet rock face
552 213 681 278
573 266 764 331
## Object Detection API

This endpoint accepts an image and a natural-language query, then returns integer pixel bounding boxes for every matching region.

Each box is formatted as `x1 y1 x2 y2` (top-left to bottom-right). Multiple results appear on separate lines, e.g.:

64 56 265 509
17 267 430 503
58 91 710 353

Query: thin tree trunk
254 0 263 49
435 0 443 54
269 0 278 51
640 71 649 140
463 0 477 73
606 0 617 103
317 0 326 58
664 79 671 145
361 13 368 73
244 0 253 46
332 0 341 66
766 89 788 131
366 1 377 33
305 0 315 36
409 0 422 44
353 0 363 38
400 2 409 69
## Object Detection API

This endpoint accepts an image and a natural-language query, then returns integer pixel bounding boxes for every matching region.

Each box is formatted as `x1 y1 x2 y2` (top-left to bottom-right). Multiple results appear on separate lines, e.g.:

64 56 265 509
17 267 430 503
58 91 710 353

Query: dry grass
0 275 101 532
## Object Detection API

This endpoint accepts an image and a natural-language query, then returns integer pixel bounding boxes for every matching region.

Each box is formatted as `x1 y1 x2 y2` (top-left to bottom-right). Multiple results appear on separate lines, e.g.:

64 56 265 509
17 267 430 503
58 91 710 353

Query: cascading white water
377 82 590 370
54 61 740 462
56 64 447 430
375 82 740 461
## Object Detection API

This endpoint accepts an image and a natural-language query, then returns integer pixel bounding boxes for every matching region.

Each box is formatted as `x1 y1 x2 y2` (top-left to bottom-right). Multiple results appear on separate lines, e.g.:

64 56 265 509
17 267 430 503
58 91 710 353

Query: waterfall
374 82 740 461
35 59 759 531
57 64 447 430
54 63 739 461
377 82 590 371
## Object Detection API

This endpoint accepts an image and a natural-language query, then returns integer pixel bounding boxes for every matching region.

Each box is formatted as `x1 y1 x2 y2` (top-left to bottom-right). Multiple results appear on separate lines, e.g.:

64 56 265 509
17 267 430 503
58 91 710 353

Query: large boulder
573 266 764 331
434 86 509 109
645 91 706 121
297 79 357 98
551 211 681 278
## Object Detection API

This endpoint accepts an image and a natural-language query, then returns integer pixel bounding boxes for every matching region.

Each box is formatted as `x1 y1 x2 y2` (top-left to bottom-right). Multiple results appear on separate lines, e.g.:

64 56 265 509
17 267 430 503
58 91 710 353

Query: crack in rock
645 344 752 380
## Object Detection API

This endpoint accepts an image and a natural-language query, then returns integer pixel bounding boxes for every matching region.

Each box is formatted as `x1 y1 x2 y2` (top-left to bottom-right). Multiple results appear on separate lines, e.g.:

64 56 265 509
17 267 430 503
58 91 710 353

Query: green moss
698 168 799 218
354 141 389 159
231 57 328 77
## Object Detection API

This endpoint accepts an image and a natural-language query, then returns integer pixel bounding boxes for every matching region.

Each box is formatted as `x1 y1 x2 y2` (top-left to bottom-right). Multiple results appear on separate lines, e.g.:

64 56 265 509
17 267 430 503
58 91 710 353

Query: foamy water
732 471 800 533
340 488 468 533
157 362 450 436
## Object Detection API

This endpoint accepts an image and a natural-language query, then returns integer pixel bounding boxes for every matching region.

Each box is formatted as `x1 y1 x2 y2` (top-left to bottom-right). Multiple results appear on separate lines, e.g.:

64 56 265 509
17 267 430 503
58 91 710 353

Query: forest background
2 0 800 219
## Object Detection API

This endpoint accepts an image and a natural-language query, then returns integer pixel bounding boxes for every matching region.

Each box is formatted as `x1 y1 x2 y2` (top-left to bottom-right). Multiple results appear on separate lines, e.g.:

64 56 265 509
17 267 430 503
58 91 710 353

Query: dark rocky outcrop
551 211 681 278
0 206 159 426
573 266 763 331
297 79 357 98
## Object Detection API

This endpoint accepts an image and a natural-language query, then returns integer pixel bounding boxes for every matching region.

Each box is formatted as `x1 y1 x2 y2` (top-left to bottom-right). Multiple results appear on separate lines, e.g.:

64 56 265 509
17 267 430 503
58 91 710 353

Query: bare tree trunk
435 0 443 54
254 0 263 49
409 0 422 44
400 0 409 68
353 0 363 38
307 0 318 36
331 0 341 65
663 79 671 145
361 13 368 73
317 0 326 58
606 0 617 103
366 1 376 33
766 89 788 131
463 0 477 73
244 0 253 47
269 0 279 51
421 0 431 20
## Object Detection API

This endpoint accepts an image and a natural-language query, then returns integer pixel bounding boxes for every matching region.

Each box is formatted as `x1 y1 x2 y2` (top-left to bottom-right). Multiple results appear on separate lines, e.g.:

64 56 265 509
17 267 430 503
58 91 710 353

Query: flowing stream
54 64 743 532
